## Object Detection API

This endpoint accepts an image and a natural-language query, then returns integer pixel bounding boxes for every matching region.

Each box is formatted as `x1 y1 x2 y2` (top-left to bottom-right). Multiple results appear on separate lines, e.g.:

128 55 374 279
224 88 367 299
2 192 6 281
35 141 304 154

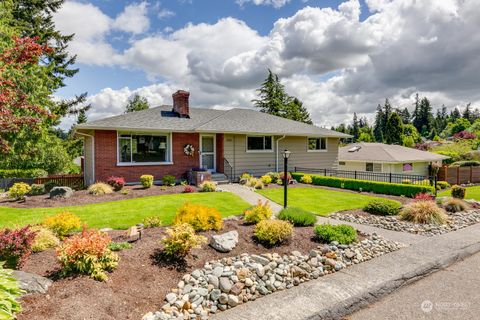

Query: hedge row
0 169 48 179
292 172 435 198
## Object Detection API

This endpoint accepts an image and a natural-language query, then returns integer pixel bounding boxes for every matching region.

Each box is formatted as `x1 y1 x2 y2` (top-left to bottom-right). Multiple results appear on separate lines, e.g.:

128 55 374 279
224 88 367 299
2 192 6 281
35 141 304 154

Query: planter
187 170 212 186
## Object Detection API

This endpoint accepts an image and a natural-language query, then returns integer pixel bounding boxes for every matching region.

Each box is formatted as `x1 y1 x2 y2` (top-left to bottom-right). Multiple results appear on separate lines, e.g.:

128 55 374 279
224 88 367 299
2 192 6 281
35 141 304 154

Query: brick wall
94 130 202 183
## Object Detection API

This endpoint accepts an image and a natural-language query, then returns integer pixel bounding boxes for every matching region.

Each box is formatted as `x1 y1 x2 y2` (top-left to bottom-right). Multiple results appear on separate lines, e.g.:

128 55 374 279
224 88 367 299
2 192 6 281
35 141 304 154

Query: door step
211 173 230 185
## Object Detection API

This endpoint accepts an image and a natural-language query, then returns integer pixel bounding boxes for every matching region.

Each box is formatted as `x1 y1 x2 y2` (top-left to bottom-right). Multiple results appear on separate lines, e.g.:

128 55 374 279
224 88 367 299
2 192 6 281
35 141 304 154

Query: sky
54 0 480 129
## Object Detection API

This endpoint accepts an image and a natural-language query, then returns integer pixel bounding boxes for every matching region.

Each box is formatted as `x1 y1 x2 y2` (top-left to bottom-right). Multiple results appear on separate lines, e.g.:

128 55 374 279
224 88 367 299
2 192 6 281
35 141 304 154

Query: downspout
276 135 286 172
75 132 95 185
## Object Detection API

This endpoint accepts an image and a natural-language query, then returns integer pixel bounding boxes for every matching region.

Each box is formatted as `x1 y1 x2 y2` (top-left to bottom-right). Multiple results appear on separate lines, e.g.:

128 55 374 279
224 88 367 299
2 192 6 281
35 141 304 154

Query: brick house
75 90 350 185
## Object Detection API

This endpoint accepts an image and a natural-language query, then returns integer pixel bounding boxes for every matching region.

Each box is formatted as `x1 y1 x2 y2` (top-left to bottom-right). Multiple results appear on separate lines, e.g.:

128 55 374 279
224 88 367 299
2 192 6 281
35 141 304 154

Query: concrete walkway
220 184 283 214
213 223 480 320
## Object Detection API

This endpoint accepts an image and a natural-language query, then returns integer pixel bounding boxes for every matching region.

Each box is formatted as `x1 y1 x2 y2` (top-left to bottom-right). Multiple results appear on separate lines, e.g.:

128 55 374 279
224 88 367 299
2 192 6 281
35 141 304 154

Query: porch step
211 173 230 185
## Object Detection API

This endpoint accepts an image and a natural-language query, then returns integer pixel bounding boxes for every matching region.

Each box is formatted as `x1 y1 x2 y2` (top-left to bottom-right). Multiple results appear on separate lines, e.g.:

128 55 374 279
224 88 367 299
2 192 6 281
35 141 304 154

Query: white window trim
307 137 328 153
116 131 173 166
246 135 274 153
366 162 383 172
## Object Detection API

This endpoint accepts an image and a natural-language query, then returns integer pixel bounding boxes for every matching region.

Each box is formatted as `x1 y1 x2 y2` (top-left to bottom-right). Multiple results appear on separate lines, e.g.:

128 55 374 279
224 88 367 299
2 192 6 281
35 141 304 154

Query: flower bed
330 210 480 236
143 234 404 320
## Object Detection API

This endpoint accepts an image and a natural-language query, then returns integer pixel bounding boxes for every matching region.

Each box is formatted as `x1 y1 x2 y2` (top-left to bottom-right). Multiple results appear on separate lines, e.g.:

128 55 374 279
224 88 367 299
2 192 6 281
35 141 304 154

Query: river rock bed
331 210 480 236
142 234 405 320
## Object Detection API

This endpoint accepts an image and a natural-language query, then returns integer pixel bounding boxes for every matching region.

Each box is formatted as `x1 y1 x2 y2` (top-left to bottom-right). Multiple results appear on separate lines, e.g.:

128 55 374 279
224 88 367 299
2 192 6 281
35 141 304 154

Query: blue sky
54 0 480 128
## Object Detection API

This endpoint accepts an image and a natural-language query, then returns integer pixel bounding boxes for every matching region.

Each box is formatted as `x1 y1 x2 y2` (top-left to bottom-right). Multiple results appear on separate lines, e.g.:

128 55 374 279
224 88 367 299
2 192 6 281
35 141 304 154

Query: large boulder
210 231 238 253
13 270 52 295
49 186 74 199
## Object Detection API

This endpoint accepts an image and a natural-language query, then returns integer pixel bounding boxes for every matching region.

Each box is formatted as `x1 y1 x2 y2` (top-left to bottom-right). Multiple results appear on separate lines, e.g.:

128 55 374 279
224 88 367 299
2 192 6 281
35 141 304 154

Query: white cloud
236 0 291 9
158 8 175 19
113 2 150 34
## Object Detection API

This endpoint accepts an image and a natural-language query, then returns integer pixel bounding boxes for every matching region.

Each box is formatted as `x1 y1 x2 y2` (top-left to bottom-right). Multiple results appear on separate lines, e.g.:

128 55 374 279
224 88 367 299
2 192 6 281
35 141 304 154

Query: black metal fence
294 167 436 187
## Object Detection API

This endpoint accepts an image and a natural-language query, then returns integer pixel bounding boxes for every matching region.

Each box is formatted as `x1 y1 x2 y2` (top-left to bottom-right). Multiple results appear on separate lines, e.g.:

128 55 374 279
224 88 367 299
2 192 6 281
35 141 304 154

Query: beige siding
224 135 339 178
339 161 430 176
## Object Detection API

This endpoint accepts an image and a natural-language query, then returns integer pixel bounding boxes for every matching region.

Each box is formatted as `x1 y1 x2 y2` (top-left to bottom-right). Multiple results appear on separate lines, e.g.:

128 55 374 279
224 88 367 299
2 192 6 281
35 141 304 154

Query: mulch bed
0 185 191 209
18 219 322 320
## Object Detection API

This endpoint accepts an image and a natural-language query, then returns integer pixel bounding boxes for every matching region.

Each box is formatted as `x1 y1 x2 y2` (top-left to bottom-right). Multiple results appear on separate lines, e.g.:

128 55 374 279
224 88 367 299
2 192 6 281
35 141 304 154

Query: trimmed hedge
291 172 435 198
363 199 402 216
0 169 48 178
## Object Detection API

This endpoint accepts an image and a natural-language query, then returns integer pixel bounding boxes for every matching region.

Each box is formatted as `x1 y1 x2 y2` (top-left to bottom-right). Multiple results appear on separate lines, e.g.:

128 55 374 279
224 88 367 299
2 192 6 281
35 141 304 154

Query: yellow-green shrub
8 183 31 200
300 175 312 184
43 212 82 238
400 201 447 224
31 226 60 252
246 178 259 188
244 200 272 224
143 216 163 228
451 185 466 199
260 175 272 185
88 182 113 195
254 180 264 190
140 174 154 188
199 181 216 192
161 223 207 257
254 220 293 246
173 202 223 231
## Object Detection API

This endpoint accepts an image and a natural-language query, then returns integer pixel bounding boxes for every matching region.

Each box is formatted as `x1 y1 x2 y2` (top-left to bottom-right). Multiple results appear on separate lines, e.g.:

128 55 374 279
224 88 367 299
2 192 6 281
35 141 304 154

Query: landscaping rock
49 186 74 199
219 277 232 293
209 231 239 253
13 270 52 295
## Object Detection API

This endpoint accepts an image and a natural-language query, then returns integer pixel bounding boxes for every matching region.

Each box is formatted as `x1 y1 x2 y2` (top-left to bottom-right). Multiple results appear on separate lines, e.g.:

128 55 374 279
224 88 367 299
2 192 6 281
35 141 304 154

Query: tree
412 96 433 136
77 109 88 124
373 104 385 142
397 107 411 124
403 124 421 143
283 97 312 124
358 132 374 142
385 113 404 145
125 94 150 113
450 107 461 121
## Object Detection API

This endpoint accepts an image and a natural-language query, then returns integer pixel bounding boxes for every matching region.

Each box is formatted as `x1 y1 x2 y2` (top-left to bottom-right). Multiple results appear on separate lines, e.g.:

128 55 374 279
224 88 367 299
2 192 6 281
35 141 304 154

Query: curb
212 223 480 320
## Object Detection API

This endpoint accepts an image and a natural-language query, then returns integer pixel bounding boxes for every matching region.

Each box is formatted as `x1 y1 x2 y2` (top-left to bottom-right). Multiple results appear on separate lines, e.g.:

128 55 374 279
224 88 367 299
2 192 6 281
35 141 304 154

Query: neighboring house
338 142 449 176
75 90 350 185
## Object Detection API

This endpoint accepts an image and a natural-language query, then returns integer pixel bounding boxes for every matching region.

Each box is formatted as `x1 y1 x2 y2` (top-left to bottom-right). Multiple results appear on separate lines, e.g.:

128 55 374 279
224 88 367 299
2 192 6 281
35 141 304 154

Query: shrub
239 172 252 181
183 185 196 193
0 168 47 178
173 202 223 231
8 182 31 200
0 262 23 318
413 179 431 185
363 199 402 216
314 224 357 244
291 172 435 198
43 212 81 239
443 198 468 213
400 201 448 224
108 242 132 251
161 223 207 257
31 226 60 252
277 207 316 226
260 175 272 185
437 181 450 189
279 172 292 183
143 215 163 228
121 189 129 195
266 172 280 181
88 182 113 195
254 180 264 190
276 179 283 185
451 185 466 199
401 179 412 184
162 175 176 186
140 174 154 188
300 175 313 184
44 180 58 192
244 200 272 224
451 160 480 167
28 184 46 196
57 229 119 281
254 220 293 246
413 193 434 202
246 177 259 188
199 181 216 192
107 176 125 191
0 226 37 269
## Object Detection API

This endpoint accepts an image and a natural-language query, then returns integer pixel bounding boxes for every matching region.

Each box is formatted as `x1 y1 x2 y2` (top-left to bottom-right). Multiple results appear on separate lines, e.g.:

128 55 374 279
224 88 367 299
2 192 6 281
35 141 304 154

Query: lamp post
282 149 291 208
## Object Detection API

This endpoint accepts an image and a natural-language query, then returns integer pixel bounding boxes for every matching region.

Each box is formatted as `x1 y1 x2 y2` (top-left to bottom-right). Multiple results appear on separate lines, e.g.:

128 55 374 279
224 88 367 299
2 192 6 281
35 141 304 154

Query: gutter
75 132 95 185
276 135 286 172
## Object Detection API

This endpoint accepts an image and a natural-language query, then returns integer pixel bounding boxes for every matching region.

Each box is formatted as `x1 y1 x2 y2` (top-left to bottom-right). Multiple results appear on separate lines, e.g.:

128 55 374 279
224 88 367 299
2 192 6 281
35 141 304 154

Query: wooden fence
35 174 84 190
437 166 480 185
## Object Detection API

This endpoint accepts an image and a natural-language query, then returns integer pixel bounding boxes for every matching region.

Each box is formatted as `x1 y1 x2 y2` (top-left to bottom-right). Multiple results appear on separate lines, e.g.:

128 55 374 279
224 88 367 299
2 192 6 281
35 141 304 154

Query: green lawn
257 187 385 216
438 186 480 200
0 192 250 230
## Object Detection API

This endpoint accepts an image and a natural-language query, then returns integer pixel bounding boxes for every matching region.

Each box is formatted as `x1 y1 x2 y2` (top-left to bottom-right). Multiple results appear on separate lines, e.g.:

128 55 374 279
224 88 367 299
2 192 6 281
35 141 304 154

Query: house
338 142 449 176
75 90 350 185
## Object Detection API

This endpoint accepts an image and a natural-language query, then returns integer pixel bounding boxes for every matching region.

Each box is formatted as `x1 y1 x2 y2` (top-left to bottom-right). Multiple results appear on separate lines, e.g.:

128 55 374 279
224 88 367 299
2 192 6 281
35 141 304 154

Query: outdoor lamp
282 150 291 159
283 149 290 208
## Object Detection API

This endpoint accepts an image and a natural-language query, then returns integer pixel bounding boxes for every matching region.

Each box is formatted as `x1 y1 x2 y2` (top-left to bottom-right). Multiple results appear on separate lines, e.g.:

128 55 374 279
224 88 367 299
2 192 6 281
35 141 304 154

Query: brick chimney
172 90 190 118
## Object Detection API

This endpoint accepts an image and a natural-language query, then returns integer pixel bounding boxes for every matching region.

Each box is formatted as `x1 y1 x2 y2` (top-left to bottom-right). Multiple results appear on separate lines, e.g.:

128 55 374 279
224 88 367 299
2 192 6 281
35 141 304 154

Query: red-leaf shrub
279 172 292 183
453 130 476 140
107 176 125 191
413 193 434 202
183 185 196 193
0 226 37 269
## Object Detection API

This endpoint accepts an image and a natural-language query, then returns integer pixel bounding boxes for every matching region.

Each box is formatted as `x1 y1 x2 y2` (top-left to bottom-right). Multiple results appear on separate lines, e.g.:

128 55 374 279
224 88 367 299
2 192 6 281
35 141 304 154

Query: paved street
349 252 480 320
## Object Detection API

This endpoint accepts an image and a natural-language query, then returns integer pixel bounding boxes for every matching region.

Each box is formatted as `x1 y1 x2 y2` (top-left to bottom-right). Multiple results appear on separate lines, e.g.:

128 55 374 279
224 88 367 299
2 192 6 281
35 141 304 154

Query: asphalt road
349 252 480 320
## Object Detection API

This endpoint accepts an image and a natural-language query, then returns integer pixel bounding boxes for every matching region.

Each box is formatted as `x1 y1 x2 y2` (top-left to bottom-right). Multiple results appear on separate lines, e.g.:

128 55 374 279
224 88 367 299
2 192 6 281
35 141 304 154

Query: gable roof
76 106 351 138
339 142 449 163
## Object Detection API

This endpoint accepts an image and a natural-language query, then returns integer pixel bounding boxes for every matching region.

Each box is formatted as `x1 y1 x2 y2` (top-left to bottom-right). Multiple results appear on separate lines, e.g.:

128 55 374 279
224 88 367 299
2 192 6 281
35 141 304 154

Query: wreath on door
183 144 195 156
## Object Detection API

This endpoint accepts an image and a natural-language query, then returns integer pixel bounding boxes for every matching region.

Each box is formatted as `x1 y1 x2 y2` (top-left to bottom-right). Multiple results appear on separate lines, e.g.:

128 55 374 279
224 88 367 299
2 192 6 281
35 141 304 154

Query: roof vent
348 146 361 152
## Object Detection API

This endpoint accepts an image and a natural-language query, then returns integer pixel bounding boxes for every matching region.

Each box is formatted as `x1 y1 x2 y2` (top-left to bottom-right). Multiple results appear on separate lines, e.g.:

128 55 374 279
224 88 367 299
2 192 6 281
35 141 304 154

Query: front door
200 135 216 172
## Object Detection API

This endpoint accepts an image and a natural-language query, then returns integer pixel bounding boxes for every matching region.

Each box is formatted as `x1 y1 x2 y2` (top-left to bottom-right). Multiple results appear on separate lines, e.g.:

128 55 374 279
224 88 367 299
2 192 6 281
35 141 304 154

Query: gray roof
339 142 449 163
76 106 350 138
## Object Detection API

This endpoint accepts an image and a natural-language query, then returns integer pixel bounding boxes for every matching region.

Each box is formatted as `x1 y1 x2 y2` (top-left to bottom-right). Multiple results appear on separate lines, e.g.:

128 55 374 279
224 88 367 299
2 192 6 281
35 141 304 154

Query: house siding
224 135 339 178
339 161 430 176
93 130 201 183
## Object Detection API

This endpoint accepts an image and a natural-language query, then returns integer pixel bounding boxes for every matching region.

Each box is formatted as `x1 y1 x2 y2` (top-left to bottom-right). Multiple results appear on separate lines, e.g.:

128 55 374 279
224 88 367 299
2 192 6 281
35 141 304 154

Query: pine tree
450 108 461 121
373 104 385 142
397 107 411 124
125 94 150 113
77 109 88 124
385 113 404 145
283 97 312 124
351 113 360 141
412 97 433 136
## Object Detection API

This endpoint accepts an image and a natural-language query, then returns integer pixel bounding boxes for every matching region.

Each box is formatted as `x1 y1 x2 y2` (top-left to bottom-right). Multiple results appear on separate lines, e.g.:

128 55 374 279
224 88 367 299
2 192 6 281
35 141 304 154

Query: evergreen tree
125 94 150 113
373 104 385 142
351 113 360 141
412 96 433 136
77 109 88 124
283 97 312 124
385 113 404 145
397 107 411 124
450 107 461 121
